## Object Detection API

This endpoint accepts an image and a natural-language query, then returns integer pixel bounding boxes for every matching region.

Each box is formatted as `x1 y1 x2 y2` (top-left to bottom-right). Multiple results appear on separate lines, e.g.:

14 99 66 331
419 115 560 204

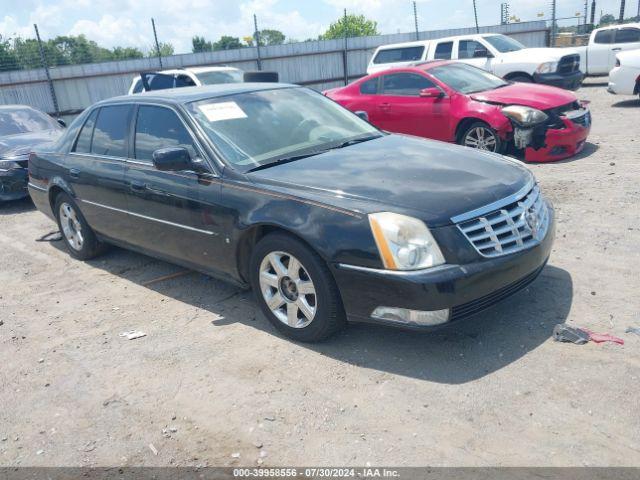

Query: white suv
128 66 244 94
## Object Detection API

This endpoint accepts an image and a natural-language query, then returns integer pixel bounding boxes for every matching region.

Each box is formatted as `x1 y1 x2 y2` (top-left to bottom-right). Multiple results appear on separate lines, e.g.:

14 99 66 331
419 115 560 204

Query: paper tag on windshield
198 102 247 122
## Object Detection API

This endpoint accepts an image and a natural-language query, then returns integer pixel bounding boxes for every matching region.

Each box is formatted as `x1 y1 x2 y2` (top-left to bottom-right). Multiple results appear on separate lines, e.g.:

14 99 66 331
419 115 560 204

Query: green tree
599 13 616 25
212 35 242 51
320 14 378 40
111 46 144 60
0 35 20 72
148 42 174 57
192 35 213 53
259 29 286 45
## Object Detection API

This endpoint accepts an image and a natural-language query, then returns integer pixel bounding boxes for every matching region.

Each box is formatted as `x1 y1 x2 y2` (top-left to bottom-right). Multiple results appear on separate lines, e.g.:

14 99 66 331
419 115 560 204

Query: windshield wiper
330 134 383 150
245 151 326 173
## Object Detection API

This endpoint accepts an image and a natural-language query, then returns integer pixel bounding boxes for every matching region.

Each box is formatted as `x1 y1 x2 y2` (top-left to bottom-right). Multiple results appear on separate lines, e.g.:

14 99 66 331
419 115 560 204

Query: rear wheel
54 192 105 260
459 122 503 153
250 233 345 342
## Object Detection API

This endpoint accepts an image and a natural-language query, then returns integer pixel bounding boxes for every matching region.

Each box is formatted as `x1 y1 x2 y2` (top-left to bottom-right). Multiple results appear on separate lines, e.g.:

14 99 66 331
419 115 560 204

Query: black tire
250 232 345 342
507 74 533 83
54 192 105 260
243 71 279 83
458 121 504 153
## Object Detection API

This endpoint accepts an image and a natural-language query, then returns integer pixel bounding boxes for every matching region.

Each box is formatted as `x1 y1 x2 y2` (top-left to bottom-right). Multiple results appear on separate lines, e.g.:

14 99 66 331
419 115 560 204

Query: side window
458 40 489 59
359 78 379 94
594 30 614 44
134 105 198 162
373 46 425 64
434 42 453 60
615 28 640 43
132 79 143 94
176 74 196 87
73 109 98 153
91 105 133 158
381 73 435 96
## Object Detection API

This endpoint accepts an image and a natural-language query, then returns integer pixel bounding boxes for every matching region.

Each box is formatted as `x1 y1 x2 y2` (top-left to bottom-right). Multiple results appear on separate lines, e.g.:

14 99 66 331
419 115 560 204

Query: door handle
129 180 147 192
69 168 80 179
379 103 391 111
612 47 622 51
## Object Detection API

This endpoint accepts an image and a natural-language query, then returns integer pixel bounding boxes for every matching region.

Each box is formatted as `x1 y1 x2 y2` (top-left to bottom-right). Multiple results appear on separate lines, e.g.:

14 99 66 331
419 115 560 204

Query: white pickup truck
367 33 583 90
575 23 640 76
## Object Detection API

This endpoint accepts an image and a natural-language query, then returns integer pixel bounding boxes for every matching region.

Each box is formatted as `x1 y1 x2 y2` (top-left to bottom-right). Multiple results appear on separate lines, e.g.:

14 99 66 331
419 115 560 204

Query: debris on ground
553 324 589 344
148 443 158 456
554 324 624 345
625 326 640 337
231 452 241 458
119 330 147 340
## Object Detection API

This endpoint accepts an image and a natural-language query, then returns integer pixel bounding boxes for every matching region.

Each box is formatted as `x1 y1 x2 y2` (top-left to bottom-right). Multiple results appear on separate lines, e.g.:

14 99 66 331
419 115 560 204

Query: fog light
371 306 450 326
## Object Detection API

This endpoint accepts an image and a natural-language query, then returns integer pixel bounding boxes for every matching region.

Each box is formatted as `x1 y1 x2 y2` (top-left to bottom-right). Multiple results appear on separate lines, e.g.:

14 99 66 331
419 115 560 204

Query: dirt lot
1 80 639 468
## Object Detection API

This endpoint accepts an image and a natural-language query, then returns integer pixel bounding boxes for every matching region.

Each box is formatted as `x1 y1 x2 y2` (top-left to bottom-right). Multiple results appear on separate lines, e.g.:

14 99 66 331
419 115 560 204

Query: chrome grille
457 185 549 258
558 54 580 74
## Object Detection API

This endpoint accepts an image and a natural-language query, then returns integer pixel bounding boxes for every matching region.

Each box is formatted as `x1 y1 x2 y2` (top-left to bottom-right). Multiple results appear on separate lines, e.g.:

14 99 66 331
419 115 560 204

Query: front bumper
533 70 583 91
0 168 29 201
331 207 555 330
525 115 591 163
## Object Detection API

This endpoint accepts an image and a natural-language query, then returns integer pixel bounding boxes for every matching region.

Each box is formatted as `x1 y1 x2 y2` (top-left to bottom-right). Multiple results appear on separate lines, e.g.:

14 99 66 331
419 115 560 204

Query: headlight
536 61 558 74
368 212 445 270
0 160 22 171
501 105 548 127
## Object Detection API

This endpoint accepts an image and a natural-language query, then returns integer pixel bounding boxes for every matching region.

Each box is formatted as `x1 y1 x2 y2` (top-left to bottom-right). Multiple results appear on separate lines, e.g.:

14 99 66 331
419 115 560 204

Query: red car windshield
428 63 508 94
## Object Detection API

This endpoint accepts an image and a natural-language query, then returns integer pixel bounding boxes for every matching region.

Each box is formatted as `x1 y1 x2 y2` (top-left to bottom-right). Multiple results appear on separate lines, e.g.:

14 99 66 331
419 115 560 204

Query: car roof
373 33 503 51
595 22 640 31
107 82 297 106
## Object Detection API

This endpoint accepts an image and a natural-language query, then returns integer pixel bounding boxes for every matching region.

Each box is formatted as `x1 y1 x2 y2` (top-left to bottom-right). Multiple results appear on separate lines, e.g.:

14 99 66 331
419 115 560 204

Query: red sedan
324 61 591 162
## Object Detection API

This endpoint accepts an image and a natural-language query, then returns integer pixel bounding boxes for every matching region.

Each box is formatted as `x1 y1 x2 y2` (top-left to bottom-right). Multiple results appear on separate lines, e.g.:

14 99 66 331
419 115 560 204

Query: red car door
376 72 451 141
340 76 388 127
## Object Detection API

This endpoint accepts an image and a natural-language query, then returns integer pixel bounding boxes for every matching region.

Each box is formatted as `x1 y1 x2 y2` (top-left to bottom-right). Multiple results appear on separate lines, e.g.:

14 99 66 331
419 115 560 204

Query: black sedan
28 84 555 342
1 105 64 202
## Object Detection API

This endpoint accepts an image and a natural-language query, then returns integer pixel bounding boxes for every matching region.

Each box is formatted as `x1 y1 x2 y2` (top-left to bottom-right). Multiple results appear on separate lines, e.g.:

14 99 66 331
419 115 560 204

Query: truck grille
557 54 581 74
456 185 550 258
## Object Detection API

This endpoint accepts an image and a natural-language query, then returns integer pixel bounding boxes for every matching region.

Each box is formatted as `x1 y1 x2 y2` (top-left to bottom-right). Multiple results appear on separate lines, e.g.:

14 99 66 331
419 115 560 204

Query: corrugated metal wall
0 21 548 122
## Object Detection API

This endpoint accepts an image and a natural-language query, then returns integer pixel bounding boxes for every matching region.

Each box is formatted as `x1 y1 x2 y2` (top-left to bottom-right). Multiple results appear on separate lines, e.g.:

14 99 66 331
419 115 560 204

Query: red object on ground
325 61 591 163
583 329 625 345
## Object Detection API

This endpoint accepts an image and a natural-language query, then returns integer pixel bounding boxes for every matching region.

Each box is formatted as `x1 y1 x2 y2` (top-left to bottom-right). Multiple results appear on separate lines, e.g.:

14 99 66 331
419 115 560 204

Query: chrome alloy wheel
59 202 84 251
464 126 498 151
259 251 317 328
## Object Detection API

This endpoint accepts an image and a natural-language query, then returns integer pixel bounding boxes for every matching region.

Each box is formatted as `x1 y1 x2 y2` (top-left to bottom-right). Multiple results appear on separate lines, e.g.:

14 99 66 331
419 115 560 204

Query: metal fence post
343 9 349 85
33 23 59 117
254 14 262 71
151 18 162 69
473 0 480 33
413 1 419 40
591 0 596 26
619 0 626 22
550 0 557 46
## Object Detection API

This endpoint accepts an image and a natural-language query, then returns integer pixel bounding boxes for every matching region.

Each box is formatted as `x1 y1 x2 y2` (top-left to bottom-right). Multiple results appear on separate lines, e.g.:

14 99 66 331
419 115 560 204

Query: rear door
376 72 450 140
611 27 640 69
431 41 454 60
124 103 223 266
66 105 132 238
369 45 426 72
589 29 616 74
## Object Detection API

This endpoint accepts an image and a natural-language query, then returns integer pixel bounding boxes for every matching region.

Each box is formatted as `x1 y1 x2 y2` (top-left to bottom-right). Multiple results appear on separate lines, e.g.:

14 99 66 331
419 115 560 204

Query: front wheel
459 122 503 153
54 192 105 260
250 233 345 342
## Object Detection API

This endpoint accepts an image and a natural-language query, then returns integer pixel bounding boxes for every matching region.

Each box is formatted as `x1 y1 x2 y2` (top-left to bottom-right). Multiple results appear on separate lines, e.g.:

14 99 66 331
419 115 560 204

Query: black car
0 105 65 202
28 83 555 342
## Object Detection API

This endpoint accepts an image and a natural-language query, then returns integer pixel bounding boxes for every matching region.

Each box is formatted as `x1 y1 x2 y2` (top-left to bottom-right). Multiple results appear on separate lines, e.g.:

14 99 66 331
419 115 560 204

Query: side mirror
473 49 491 58
152 147 193 171
419 87 444 98
57 118 66 128
354 110 369 121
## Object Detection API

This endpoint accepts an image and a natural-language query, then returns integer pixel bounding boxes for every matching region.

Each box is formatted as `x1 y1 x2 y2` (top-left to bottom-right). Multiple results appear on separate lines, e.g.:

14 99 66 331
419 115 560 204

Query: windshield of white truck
483 35 525 53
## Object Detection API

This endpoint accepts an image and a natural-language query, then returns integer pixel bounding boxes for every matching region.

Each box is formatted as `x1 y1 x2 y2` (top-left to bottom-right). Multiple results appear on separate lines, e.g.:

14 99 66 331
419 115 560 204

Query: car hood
248 135 533 227
0 129 62 158
471 83 577 110
500 47 579 63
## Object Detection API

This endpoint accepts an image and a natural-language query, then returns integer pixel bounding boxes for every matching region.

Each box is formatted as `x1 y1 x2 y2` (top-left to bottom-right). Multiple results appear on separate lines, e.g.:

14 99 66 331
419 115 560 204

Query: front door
124 104 224 267
376 72 451 141
455 39 493 72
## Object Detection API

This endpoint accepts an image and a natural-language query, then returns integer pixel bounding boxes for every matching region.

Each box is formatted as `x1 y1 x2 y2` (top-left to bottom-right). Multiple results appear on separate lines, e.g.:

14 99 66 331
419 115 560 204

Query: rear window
0 107 58 136
615 28 640 43
373 46 424 65
434 42 453 60
594 30 614 44
91 105 133 158
73 109 98 153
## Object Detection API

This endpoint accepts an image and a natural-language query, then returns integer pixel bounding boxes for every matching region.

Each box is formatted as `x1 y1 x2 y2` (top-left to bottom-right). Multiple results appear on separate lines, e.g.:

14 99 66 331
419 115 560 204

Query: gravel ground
1 79 639 468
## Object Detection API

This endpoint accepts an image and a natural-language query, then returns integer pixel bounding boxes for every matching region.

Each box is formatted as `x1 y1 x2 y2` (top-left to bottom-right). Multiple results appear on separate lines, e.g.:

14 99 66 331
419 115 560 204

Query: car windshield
0 107 58 136
197 70 244 85
428 63 508 94
187 87 381 171
483 34 525 52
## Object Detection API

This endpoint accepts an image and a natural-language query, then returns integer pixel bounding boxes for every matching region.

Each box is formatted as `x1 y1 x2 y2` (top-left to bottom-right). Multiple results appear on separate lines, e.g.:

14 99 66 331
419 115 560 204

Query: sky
0 0 632 54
